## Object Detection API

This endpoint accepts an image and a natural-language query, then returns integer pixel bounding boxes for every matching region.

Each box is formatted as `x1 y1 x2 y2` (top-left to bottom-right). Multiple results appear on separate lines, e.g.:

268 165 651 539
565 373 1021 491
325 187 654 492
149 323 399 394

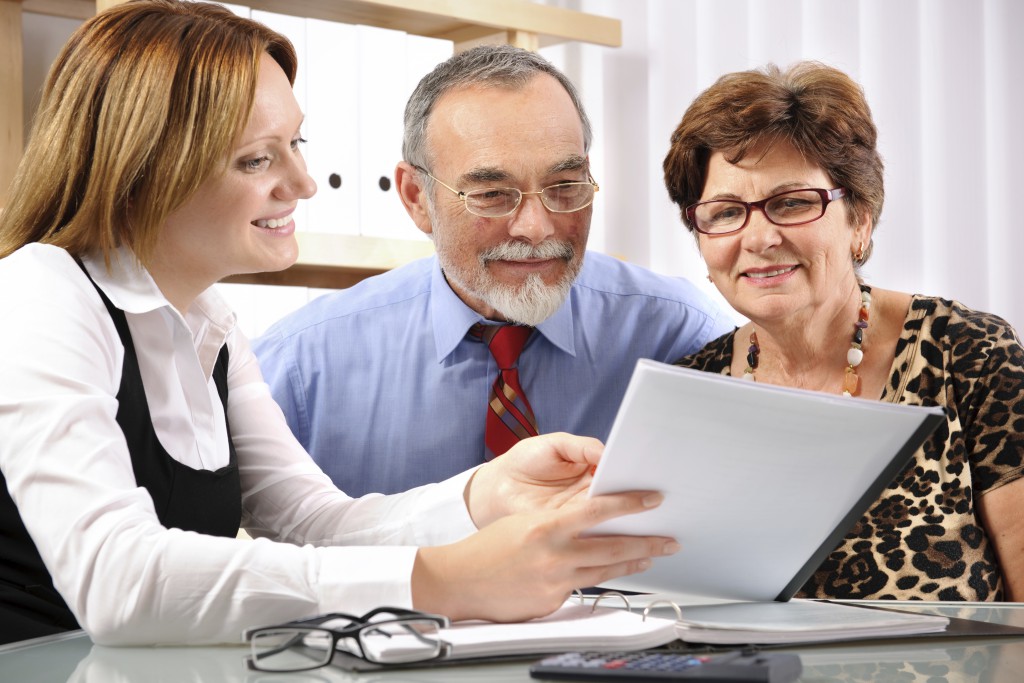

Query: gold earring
854 241 865 263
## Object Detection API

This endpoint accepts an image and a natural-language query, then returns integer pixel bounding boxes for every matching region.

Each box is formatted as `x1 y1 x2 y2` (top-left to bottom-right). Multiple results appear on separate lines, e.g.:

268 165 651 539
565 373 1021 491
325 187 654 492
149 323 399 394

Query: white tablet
588 359 945 603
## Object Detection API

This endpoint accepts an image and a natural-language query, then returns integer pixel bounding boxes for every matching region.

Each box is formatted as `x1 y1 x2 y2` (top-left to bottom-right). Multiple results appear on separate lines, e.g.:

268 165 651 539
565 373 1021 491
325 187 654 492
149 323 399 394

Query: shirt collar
81 246 169 316
429 257 577 362
80 246 237 373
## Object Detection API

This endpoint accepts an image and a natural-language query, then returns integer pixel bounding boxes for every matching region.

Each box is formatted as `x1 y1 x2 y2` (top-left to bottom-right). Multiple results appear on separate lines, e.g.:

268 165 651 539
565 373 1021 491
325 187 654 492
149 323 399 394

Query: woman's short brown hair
663 61 884 264
0 0 296 266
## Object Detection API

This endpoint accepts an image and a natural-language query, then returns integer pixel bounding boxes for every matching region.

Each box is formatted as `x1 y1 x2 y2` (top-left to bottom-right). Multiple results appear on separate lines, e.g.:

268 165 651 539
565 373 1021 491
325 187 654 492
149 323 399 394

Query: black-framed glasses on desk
243 607 452 672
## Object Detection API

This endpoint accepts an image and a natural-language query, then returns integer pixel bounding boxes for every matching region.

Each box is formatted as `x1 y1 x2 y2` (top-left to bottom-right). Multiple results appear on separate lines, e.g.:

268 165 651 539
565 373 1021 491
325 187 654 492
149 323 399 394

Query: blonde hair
0 0 296 266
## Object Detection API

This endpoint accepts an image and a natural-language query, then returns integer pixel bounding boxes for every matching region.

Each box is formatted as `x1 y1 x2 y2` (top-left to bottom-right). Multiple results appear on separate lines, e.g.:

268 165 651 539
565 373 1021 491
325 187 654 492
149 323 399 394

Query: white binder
355 24 410 240
304 18 360 236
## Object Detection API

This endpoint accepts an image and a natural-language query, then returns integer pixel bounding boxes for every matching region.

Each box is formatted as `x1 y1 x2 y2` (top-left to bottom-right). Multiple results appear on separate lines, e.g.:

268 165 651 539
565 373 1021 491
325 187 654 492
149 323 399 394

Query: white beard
480 270 573 326
438 238 580 326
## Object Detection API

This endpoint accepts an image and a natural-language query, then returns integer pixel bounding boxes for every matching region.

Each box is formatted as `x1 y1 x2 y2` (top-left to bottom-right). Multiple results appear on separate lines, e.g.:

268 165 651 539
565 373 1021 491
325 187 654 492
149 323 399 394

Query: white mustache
480 240 574 262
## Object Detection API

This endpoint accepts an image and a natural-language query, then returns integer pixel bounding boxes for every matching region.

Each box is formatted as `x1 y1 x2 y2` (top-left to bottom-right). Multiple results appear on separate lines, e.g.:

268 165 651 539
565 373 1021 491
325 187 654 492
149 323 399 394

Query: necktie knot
482 324 532 369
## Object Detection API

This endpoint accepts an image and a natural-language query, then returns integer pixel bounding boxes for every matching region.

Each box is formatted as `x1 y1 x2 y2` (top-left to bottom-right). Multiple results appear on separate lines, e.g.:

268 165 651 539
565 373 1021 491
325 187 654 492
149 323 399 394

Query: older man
254 45 731 495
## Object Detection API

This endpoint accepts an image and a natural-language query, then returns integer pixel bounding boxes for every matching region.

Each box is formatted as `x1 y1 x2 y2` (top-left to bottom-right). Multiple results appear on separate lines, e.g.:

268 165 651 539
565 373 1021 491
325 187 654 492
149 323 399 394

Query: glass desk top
2 602 1023 682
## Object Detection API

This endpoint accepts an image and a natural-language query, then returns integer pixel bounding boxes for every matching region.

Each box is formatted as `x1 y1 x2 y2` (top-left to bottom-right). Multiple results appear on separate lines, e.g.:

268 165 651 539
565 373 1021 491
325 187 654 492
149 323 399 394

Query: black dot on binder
378 176 391 192
328 173 342 189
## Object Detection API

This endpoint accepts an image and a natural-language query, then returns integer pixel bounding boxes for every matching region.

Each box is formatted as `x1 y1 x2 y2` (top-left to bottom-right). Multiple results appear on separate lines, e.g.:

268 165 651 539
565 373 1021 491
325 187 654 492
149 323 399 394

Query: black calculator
529 650 802 682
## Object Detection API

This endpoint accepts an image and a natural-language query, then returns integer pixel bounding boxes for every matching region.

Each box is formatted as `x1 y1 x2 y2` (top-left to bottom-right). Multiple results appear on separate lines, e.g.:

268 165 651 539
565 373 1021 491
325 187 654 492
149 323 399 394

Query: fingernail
642 493 663 508
637 558 652 571
663 541 681 554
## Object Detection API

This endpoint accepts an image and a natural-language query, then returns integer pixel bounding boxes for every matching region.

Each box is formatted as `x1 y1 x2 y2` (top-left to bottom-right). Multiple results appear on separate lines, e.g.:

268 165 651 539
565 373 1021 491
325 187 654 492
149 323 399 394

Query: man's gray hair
402 44 593 169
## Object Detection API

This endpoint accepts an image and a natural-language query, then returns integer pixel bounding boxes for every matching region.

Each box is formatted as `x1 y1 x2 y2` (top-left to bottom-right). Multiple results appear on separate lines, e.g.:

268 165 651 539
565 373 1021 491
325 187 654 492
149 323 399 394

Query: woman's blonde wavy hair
0 0 296 267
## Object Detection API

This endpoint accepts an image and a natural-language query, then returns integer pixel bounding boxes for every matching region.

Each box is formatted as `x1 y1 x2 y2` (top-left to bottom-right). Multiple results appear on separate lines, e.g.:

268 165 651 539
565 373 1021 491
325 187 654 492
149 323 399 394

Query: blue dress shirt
253 251 734 496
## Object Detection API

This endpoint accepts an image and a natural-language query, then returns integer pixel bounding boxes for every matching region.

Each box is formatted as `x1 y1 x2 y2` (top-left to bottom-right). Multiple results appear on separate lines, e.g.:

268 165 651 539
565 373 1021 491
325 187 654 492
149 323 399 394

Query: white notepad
587 360 945 601
673 599 949 645
439 602 677 658
324 601 679 671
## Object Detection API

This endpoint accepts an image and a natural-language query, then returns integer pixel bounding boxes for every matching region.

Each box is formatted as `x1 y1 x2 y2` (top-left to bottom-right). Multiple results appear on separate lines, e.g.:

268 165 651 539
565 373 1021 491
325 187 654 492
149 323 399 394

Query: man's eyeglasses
415 165 599 218
685 187 847 235
243 607 451 672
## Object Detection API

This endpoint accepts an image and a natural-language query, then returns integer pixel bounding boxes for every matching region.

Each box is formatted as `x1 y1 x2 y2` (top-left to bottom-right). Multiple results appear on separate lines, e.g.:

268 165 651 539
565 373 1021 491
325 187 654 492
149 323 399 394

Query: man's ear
395 161 434 236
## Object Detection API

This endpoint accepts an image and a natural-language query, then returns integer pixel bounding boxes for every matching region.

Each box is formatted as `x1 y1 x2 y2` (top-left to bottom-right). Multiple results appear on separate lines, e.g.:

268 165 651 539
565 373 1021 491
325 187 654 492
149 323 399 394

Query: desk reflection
63 639 1024 683
66 643 531 683
800 644 1024 682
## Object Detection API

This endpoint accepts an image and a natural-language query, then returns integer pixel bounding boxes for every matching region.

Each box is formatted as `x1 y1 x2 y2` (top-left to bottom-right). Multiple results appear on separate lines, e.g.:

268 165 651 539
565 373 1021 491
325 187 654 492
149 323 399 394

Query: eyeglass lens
693 189 827 234
359 619 444 663
250 628 334 672
464 183 595 217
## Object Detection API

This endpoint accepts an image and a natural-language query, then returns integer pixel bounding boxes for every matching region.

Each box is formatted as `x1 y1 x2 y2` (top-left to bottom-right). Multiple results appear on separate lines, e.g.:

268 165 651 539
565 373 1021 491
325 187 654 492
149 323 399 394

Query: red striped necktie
470 323 539 459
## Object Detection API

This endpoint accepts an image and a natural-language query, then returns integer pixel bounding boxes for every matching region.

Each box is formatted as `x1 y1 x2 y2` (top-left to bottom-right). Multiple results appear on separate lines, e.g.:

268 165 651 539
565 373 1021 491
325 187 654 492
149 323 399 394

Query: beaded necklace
742 284 872 397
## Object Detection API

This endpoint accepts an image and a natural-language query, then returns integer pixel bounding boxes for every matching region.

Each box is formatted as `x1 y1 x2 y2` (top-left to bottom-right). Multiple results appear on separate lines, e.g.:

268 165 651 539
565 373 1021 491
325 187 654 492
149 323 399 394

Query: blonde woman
0 0 675 646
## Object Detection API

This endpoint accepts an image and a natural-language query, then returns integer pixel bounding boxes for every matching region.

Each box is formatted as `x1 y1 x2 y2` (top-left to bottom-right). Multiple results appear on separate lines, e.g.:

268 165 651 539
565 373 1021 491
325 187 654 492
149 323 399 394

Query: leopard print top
677 296 1024 601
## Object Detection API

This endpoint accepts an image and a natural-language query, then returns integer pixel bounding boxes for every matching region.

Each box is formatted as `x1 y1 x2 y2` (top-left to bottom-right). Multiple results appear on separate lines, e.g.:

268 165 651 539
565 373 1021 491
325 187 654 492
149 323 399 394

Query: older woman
666 61 1024 602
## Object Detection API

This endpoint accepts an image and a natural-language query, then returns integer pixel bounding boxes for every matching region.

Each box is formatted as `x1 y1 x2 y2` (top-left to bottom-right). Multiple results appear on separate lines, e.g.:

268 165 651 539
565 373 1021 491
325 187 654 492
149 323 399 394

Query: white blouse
0 243 476 645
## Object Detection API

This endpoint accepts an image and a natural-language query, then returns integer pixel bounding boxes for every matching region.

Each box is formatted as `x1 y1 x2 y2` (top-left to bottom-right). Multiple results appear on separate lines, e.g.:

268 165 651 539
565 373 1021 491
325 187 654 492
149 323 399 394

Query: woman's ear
395 161 434 236
851 207 873 261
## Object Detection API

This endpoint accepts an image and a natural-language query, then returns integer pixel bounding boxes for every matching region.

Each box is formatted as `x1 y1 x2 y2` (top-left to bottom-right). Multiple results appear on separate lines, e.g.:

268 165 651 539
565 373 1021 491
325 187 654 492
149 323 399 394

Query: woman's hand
465 432 604 528
412 489 679 623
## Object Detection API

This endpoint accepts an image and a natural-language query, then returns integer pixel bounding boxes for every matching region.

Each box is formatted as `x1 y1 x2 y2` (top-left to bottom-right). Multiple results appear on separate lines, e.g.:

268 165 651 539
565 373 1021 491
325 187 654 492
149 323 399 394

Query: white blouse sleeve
0 246 478 646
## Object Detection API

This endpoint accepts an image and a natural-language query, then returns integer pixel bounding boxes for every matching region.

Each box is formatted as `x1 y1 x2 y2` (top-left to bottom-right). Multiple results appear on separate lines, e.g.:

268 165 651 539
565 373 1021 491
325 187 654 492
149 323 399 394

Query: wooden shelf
23 0 621 48
221 233 435 288
4 0 620 288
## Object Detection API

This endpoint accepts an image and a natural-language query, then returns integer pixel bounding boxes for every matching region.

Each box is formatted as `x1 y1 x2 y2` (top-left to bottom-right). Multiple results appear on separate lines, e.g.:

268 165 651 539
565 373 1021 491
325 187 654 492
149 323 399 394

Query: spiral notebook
587 360 945 602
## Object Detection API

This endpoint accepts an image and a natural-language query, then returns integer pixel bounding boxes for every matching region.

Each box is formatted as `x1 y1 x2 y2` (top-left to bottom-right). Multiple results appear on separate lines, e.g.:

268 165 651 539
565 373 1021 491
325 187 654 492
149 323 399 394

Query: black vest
0 265 241 645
